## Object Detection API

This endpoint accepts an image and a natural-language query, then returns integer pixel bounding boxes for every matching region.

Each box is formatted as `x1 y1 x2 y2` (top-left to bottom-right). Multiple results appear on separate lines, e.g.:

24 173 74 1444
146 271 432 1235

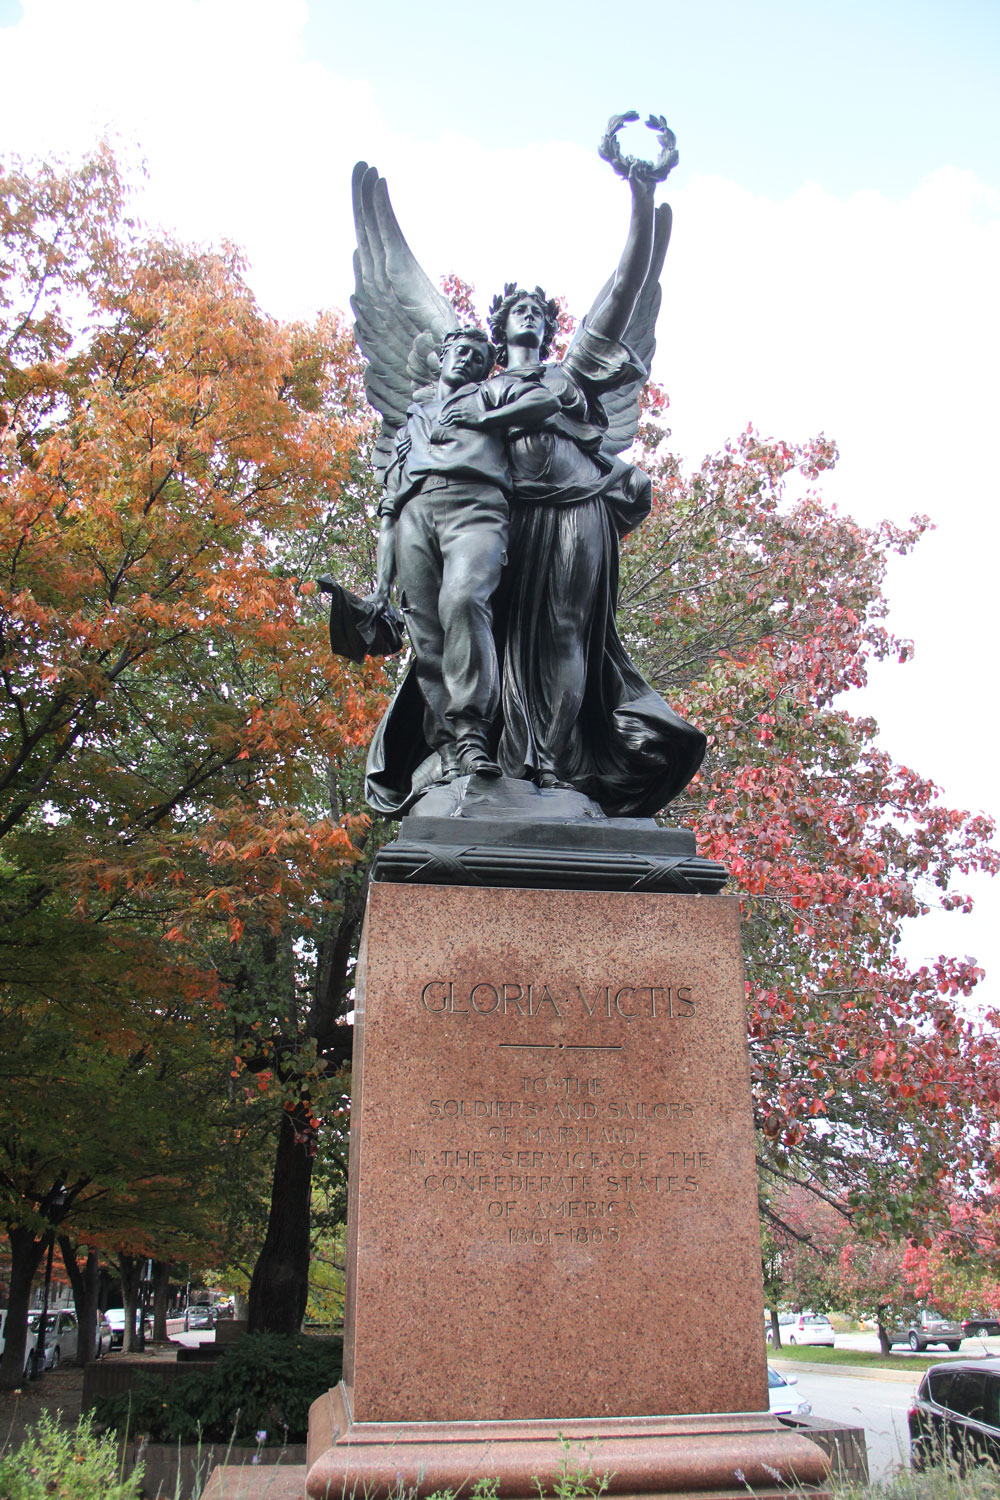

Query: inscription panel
412 1075 710 1236
346 884 767 1425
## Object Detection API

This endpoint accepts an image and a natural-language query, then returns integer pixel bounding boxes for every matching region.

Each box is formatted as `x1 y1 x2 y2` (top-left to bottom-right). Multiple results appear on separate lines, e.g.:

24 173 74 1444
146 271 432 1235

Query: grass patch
770 1344 958 1373
833 1460 1000 1497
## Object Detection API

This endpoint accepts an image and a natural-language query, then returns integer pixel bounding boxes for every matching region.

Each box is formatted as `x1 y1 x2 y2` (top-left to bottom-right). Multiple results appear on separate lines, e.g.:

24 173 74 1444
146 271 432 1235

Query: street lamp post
34 1184 66 1381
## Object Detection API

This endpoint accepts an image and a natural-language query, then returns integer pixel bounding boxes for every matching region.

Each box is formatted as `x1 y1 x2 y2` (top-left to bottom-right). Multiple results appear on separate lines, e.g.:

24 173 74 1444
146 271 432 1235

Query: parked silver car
890 1308 963 1352
30 1309 78 1369
96 1311 114 1358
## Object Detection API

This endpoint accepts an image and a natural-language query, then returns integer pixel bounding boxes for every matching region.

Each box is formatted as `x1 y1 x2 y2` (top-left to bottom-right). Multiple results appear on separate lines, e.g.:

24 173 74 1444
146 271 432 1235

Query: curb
770 1358 922 1384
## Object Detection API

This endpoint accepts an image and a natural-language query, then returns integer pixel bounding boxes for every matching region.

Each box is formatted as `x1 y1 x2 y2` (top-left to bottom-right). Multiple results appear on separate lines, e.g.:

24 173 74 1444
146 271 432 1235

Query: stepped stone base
304 1381 831 1498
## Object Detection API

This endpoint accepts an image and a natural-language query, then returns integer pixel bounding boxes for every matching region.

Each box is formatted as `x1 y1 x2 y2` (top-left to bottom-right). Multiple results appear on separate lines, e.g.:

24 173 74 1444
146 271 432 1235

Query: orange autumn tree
0 144 386 1368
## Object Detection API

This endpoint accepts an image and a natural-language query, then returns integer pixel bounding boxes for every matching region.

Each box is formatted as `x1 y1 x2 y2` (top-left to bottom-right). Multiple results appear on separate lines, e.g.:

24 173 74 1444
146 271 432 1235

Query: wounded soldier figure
369 325 557 781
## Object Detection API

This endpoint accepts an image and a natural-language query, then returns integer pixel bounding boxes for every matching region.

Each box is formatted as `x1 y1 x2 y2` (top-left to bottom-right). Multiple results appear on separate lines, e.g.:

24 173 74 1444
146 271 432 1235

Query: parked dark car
964 1315 1000 1338
181 1303 215 1330
910 1357 1000 1469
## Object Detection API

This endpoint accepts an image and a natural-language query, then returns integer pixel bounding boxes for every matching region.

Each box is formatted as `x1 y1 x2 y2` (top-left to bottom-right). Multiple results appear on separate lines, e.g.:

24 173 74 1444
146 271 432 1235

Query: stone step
199 1465 306 1500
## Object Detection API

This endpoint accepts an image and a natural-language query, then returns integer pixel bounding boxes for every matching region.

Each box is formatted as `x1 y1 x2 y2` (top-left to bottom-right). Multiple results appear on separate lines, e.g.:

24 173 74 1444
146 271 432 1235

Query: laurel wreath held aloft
598 111 678 185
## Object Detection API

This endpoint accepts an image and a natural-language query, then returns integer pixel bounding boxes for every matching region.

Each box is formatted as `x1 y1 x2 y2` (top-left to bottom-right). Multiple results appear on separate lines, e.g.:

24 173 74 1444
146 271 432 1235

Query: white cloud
2 0 997 991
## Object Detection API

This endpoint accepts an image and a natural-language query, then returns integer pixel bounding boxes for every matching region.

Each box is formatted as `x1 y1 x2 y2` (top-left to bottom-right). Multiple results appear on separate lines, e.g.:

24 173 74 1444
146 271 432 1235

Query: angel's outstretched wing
351 163 459 481
571 202 672 456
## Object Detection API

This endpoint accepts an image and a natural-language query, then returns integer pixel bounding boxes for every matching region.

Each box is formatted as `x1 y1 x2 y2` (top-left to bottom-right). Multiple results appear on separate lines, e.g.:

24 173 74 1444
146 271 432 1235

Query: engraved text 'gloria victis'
419 980 696 1019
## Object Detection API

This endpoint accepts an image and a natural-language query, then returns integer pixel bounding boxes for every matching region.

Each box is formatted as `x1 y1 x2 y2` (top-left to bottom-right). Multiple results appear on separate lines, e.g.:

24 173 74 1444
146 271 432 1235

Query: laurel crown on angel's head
487 284 561 367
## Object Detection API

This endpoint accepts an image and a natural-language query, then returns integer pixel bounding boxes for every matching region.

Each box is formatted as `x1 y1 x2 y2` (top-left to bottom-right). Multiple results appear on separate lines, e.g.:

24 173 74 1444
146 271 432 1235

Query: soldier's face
441 339 490 387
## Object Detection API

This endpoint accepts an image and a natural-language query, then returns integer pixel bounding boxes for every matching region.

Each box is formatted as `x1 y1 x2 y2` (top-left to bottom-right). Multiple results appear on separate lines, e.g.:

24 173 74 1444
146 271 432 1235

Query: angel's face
504 296 546 347
440 337 491 389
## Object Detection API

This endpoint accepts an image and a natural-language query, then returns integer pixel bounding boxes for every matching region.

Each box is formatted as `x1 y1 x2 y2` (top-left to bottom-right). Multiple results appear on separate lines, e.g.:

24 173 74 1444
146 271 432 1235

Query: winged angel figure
349 115 707 819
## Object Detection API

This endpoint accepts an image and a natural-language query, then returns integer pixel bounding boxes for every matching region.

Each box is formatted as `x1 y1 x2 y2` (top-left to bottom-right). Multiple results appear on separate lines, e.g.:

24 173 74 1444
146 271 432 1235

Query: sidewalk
0 1344 177 1452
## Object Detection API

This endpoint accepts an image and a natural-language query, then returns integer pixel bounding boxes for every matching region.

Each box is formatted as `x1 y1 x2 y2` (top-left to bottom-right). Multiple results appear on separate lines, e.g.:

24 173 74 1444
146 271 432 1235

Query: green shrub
94 1332 342 1445
0 1410 143 1499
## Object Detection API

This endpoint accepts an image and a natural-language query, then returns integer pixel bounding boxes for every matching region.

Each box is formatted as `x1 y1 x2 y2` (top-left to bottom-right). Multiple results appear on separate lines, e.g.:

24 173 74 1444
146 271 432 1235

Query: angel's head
488 284 560 366
438 327 495 388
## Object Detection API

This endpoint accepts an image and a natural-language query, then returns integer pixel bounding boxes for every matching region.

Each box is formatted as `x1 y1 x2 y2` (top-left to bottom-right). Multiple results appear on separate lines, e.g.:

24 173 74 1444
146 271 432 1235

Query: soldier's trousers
395 485 508 750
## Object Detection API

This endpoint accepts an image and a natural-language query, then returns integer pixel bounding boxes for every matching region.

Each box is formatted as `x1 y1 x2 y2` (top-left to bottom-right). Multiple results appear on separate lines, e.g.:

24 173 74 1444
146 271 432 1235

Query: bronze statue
344 115 706 820
371 327 558 780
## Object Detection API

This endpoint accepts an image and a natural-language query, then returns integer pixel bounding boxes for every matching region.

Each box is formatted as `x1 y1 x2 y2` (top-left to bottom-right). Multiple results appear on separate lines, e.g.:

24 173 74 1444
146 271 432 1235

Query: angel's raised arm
587 172 659 346
586 112 678 348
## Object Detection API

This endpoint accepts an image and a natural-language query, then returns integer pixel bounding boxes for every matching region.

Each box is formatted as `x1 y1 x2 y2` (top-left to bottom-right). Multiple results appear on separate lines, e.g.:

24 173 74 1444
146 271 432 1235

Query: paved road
784 1368 919 1481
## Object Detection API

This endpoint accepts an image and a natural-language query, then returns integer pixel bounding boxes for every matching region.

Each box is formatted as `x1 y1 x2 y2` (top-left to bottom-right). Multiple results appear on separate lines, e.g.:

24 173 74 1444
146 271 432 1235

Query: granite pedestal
305 876 831 1498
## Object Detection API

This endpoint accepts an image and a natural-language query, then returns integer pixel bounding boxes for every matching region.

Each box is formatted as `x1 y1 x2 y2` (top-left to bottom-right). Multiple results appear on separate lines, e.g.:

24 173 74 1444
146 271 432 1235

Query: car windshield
767 1368 788 1389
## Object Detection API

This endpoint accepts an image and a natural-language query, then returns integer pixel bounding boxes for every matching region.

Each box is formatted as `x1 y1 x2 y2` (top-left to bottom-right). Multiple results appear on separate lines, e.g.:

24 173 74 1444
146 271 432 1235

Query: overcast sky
2 0 997 1002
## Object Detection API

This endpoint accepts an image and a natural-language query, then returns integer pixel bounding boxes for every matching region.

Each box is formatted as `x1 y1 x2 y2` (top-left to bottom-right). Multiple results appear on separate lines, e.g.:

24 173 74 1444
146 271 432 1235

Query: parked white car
0 1308 45 1379
765 1311 836 1348
768 1365 812 1416
104 1307 153 1349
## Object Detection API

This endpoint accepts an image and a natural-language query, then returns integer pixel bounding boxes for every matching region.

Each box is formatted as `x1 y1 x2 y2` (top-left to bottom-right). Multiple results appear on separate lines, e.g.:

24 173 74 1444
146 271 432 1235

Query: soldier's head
438 327 494 389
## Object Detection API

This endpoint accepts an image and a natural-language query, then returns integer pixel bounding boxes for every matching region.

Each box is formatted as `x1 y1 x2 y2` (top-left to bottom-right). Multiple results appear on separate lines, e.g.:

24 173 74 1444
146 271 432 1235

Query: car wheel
765 1330 773 1345
947 1342 960 1352
789 1336 797 1345
51 1345 60 1370
909 1332 921 1351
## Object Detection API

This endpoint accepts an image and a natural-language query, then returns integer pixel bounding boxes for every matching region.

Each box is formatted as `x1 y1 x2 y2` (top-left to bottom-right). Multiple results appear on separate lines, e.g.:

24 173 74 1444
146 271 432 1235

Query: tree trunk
247 1101 315 1333
876 1311 892 1357
118 1252 143 1353
0 1225 45 1389
768 1306 782 1349
151 1260 171 1342
60 1239 99 1365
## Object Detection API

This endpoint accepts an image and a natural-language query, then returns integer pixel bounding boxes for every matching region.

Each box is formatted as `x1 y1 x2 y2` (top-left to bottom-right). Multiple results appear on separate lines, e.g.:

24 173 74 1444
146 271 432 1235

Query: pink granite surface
345 885 767 1425
201 1468 306 1499
305 1388 831 1499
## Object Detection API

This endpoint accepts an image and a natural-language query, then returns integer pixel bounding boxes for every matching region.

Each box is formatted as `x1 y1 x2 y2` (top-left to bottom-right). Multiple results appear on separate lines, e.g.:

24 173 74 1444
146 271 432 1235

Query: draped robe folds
364 326 706 818
493 327 706 816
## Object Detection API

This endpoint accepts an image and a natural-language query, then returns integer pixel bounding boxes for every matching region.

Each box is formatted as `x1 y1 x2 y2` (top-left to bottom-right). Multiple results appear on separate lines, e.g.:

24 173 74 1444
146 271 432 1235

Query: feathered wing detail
571 202 672 455
350 163 459 481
